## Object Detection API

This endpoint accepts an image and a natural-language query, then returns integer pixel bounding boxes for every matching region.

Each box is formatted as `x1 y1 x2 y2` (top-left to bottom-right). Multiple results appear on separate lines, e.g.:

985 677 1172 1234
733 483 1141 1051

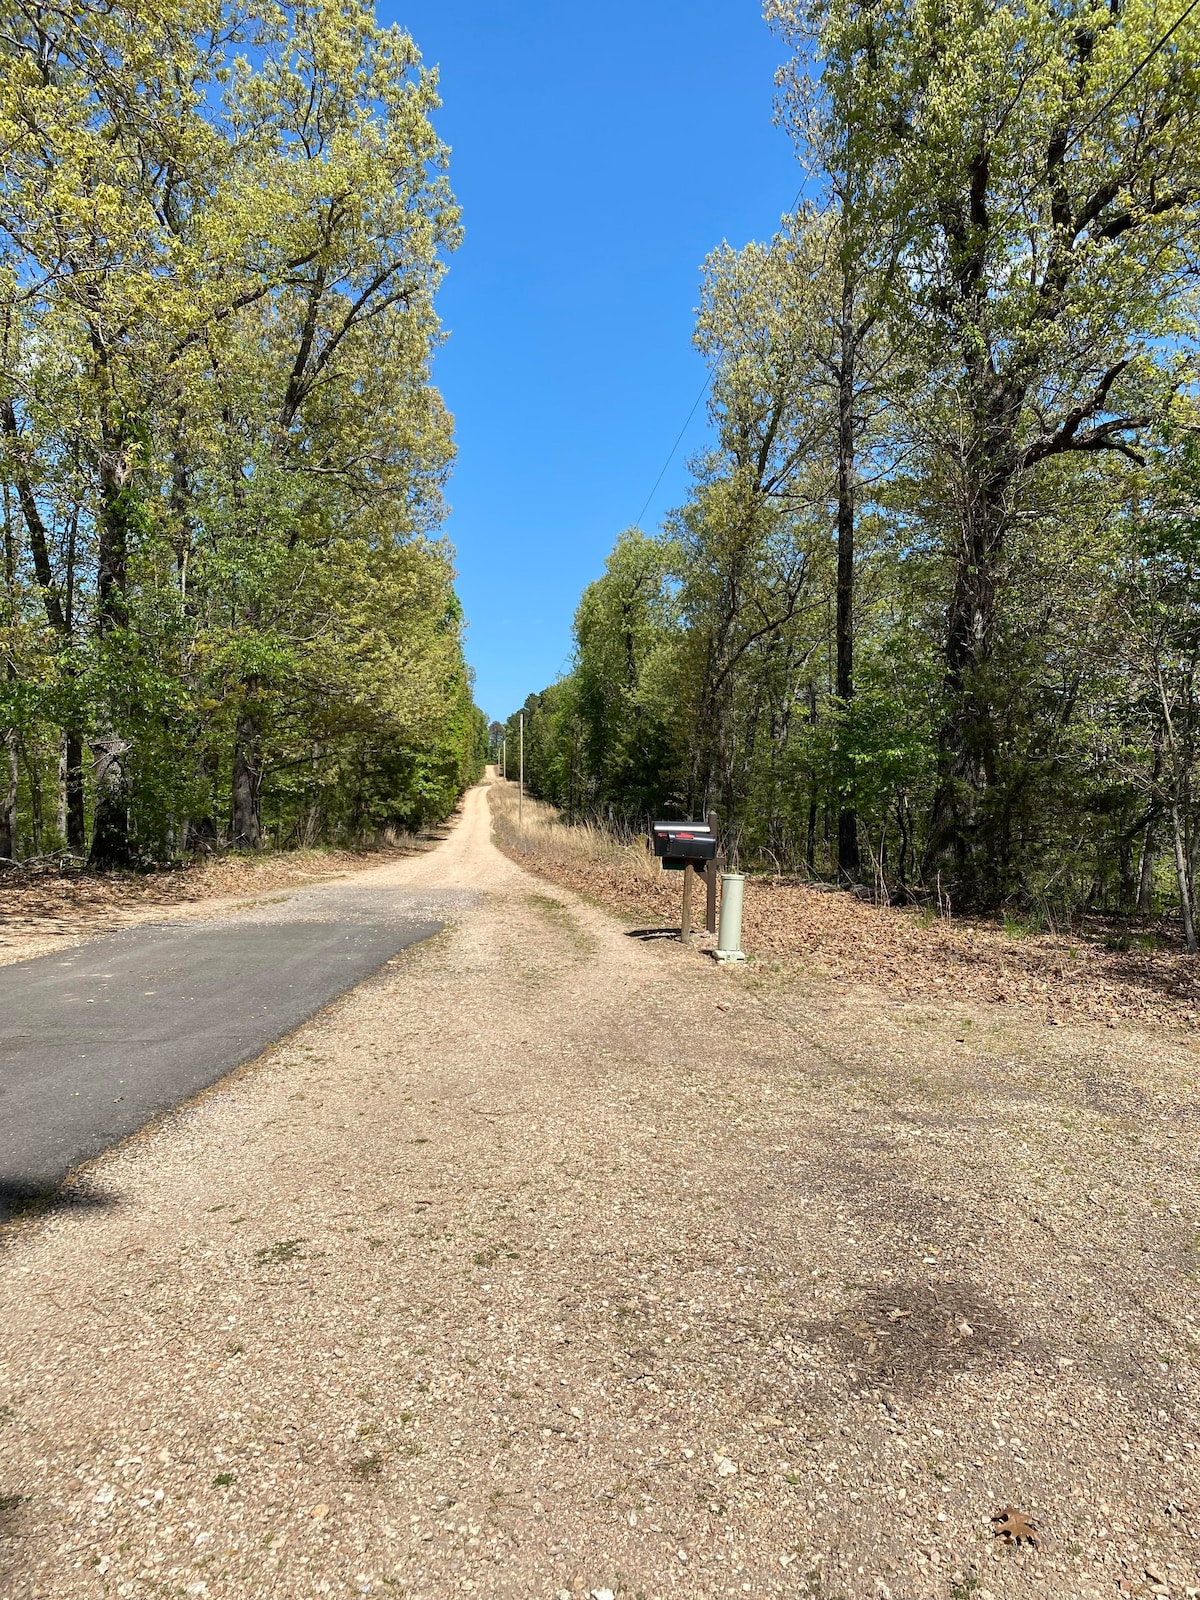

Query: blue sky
382 2 799 722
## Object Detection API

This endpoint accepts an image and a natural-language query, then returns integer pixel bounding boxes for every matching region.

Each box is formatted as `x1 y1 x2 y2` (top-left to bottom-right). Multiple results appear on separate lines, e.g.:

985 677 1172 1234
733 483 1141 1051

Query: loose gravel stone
1 781 1198 1598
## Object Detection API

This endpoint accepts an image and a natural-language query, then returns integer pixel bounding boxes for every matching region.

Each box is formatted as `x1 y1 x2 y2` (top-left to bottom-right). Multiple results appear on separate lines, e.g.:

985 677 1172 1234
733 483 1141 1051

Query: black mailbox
652 821 717 871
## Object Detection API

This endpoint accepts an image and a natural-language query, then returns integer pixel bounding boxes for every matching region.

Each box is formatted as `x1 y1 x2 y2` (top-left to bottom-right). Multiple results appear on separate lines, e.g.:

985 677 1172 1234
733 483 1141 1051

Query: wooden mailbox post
651 820 719 945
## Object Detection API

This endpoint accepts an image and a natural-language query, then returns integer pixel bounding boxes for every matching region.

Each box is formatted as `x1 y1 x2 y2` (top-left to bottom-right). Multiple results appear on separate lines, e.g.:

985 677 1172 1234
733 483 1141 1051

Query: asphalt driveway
0 887 460 1218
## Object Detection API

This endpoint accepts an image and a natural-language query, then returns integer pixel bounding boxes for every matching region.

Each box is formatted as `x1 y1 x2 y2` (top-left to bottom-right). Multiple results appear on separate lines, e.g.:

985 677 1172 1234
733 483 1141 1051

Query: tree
1111 432 1200 949
572 527 681 820
772 0 1200 898
510 0 1200 944
0 0 480 866
770 17 914 876
682 222 835 852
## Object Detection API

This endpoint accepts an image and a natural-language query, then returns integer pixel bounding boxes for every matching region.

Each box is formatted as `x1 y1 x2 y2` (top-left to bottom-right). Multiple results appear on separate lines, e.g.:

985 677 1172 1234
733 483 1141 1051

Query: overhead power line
632 183 807 530
1072 0 1200 149
985 0 1200 258
632 0 1198 531
633 373 713 528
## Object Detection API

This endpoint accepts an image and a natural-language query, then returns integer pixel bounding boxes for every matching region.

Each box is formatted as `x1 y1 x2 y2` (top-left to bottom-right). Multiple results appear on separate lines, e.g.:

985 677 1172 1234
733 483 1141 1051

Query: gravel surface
1 778 1198 1600
494 815 1200 1033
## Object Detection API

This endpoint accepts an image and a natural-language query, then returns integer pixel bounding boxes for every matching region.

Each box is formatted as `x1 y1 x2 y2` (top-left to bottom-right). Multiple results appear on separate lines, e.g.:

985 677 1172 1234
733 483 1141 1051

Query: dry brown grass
490 783 1200 1031
488 779 659 883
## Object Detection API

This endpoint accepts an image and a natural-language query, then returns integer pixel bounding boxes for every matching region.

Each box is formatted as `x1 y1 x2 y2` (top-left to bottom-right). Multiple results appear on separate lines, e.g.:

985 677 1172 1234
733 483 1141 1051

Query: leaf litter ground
0 837 440 966
499 840 1200 1034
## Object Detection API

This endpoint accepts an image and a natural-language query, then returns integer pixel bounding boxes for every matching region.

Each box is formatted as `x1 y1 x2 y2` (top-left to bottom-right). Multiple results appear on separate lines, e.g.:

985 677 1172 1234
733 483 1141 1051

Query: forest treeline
0 0 486 868
508 0 1200 937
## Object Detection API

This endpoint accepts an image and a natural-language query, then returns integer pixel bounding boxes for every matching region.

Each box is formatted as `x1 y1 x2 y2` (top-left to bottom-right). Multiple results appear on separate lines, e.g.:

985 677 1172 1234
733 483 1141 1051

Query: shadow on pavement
0 1177 120 1229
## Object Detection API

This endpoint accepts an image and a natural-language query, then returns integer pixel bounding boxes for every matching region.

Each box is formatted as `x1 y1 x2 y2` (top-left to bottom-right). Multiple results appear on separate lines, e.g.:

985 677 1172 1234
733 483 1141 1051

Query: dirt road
1 778 1198 1599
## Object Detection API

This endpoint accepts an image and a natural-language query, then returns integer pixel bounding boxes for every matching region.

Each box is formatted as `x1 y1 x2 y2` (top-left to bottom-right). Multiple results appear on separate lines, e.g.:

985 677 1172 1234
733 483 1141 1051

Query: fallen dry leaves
992 1507 1039 1547
0 840 432 957
497 832 1200 1033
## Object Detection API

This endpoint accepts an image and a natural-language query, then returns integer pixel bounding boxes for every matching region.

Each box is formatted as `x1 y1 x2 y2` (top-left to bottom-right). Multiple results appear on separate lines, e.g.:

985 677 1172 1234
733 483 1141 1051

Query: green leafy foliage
508 0 1200 937
0 0 484 863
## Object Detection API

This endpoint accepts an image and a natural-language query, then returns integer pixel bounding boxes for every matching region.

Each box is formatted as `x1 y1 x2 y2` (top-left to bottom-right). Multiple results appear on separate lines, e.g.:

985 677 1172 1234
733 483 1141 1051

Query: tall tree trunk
1171 802 1196 953
231 702 264 849
896 793 910 893
805 678 818 872
92 416 136 872
89 410 138 867
302 741 322 846
96 421 133 633
1137 815 1156 914
89 733 132 867
0 731 17 861
1 399 68 637
835 274 860 880
1 478 18 865
63 728 86 851
56 730 86 851
924 452 1014 891
1117 829 1136 911
25 737 42 854
3 345 91 862
57 734 68 841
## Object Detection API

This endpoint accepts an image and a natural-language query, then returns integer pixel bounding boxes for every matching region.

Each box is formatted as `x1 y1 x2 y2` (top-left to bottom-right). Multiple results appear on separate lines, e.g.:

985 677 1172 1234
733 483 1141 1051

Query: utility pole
501 737 506 780
519 712 524 829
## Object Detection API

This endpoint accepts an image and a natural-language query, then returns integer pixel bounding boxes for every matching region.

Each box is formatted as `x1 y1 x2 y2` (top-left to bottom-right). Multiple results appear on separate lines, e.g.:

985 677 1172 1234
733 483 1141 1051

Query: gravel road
1 778 1198 1600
